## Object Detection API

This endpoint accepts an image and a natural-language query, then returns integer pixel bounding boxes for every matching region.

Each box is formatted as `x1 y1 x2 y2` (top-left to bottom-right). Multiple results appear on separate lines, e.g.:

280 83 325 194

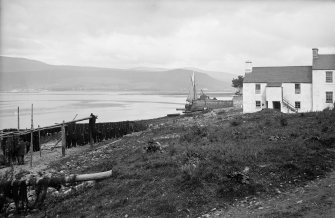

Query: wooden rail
0 116 93 138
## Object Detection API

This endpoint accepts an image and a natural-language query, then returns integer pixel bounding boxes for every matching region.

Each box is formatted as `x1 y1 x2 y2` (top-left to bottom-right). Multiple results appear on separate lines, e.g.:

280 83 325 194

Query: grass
36 108 335 218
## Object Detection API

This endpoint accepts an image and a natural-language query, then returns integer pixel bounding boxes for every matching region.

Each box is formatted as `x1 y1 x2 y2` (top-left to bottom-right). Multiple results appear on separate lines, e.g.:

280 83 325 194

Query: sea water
0 90 233 129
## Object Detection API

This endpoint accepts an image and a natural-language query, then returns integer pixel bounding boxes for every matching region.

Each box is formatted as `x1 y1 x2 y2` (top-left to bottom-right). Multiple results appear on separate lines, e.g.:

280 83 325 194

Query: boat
183 72 233 112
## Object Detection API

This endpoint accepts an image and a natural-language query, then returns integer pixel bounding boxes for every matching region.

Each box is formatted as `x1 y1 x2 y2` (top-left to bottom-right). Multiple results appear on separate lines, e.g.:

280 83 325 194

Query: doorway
273 101 281 111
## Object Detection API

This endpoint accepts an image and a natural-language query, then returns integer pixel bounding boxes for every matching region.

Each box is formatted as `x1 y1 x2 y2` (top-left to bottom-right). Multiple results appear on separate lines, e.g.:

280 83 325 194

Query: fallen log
0 170 113 212
25 170 113 186
0 170 113 189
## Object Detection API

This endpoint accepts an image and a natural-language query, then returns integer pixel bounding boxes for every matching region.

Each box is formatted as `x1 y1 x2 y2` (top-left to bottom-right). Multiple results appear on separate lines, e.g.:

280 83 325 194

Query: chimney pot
245 61 252 74
312 48 319 59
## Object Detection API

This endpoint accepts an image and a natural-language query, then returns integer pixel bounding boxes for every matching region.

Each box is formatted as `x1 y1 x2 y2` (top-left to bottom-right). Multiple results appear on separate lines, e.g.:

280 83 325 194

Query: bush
180 125 208 143
280 117 288 126
230 119 241 126
180 157 199 180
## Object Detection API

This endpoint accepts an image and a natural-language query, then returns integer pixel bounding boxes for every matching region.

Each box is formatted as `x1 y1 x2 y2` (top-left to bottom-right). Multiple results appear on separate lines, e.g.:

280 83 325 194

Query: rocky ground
202 171 335 218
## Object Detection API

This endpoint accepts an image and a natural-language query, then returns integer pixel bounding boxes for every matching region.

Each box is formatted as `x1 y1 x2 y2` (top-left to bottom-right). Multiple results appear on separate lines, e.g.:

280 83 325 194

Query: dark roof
267 82 282 87
313 54 335 70
244 66 312 83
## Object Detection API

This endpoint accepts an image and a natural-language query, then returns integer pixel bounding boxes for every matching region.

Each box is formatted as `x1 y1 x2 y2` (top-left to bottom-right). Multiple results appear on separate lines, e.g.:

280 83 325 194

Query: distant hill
0 56 235 92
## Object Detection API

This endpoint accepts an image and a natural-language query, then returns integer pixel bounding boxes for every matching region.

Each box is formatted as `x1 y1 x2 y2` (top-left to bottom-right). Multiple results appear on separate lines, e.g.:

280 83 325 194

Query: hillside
2 107 334 217
0 56 235 92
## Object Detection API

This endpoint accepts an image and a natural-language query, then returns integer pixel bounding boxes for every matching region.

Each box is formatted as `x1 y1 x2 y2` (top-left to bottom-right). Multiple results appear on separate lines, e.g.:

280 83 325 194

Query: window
256 101 261 108
295 101 301 109
326 92 333 103
326 71 333 83
255 84 261 94
295 84 301 94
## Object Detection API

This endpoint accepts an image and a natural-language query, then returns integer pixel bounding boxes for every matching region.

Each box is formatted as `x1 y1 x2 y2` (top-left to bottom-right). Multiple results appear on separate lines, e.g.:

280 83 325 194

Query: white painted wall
243 83 267 113
243 82 313 113
282 83 313 113
265 87 282 110
312 70 335 111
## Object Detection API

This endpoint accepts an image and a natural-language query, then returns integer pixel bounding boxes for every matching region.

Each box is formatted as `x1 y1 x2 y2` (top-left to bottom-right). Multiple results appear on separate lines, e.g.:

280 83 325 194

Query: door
273 101 281 111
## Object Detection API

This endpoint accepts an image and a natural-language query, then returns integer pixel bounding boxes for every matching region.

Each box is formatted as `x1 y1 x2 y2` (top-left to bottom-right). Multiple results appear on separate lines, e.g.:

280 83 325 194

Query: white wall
243 82 313 113
265 87 282 110
282 83 313 113
243 83 266 113
312 70 335 111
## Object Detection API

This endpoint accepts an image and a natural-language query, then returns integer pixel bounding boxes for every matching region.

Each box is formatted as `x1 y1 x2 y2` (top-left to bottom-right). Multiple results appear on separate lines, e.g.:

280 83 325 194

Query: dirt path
205 171 335 218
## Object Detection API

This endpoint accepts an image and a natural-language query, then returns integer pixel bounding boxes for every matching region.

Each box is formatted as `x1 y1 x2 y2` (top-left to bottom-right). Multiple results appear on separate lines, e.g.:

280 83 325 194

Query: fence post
89 130 93 149
38 125 41 157
0 130 2 155
62 121 66 157
18 106 20 131
30 104 33 168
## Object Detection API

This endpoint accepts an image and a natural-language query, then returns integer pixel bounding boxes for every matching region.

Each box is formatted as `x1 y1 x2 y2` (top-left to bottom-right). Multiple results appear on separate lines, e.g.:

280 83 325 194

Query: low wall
233 95 243 109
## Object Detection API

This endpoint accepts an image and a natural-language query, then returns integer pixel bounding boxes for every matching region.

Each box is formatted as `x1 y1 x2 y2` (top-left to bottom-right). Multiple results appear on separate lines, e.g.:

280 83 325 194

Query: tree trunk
2 170 113 187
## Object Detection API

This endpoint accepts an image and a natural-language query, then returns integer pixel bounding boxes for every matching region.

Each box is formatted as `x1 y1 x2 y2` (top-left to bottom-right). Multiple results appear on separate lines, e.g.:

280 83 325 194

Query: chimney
245 61 252 74
312 48 319 59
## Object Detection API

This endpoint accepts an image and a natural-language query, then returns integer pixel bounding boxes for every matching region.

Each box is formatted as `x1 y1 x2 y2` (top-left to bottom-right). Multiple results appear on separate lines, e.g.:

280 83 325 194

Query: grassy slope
40 109 335 217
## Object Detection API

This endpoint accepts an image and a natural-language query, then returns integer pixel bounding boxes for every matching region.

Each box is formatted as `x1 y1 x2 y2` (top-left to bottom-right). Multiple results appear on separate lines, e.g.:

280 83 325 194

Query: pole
18 106 20 131
38 125 41 157
193 72 196 100
89 130 93 149
30 104 33 168
0 130 2 156
62 121 66 157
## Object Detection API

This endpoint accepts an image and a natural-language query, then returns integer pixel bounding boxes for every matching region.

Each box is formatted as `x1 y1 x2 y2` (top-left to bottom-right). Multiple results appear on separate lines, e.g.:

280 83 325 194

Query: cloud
1 0 335 76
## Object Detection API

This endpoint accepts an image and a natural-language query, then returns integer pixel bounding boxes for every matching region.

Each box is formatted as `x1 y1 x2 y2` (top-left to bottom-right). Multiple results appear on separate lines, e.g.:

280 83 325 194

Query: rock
85 180 96 187
47 187 57 194
243 166 250 173
63 188 73 196
51 191 59 197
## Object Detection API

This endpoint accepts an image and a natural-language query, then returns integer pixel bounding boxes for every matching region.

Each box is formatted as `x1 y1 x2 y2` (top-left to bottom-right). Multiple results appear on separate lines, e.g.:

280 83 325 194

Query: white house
243 48 335 113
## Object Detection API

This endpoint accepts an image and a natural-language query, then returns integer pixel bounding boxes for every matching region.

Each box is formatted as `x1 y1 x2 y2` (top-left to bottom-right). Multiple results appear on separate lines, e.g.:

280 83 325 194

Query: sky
1 0 335 76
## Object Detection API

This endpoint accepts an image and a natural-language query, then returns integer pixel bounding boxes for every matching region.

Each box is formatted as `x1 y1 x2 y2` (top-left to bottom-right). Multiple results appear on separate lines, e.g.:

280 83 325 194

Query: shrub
179 156 203 188
217 110 226 115
230 119 241 127
264 118 272 126
180 125 208 143
280 117 288 126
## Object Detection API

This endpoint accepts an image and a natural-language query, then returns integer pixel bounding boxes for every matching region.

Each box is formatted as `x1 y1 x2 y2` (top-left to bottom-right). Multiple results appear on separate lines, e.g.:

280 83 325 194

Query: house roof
313 54 335 70
244 66 312 83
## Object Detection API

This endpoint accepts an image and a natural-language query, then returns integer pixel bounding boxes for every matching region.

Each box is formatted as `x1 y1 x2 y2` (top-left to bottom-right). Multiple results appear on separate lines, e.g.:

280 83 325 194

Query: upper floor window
295 83 301 94
256 101 261 108
326 92 333 103
255 84 261 94
295 101 301 109
326 71 333 83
